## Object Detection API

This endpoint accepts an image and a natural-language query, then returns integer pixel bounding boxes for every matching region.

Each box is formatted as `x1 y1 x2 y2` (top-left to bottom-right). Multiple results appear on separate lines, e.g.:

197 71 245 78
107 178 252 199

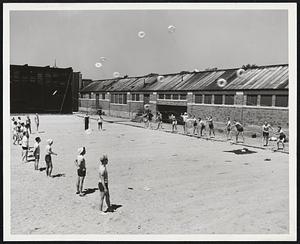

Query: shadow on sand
51 173 66 178
83 188 98 195
223 148 257 155
106 204 123 213
39 167 46 171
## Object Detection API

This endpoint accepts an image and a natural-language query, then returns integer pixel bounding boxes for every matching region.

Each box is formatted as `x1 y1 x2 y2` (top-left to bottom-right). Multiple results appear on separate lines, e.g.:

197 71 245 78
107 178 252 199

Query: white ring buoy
236 68 245 77
157 75 164 82
95 62 102 68
144 104 150 110
217 78 227 87
138 31 146 38
168 25 176 33
113 72 120 78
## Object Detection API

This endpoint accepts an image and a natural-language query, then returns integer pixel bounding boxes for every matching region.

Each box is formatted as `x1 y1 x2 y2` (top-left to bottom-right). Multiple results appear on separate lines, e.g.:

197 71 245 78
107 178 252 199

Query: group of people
140 110 287 150
83 113 104 131
12 114 111 214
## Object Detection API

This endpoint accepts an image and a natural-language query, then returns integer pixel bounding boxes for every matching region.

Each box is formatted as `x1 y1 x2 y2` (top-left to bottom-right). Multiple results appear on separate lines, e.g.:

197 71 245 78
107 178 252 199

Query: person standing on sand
262 121 273 146
84 113 89 130
225 117 232 140
33 137 41 170
276 126 286 150
34 113 39 132
207 116 215 137
25 115 31 134
170 114 177 132
21 132 29 163
45 139 57 177
233 120 244 143
97 114 103 130
74 147 87 196
98 155 111 214
180 112 189 134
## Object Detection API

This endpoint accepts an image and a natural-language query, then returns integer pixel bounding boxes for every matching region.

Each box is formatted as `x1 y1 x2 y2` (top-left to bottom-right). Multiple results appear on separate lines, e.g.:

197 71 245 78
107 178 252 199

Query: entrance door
157 104 187 124
96 93 100 109
143 94 150 104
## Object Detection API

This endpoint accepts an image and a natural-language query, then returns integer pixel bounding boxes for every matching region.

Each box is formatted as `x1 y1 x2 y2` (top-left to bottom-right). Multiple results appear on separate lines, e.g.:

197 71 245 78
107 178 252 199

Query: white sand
10 115 289 234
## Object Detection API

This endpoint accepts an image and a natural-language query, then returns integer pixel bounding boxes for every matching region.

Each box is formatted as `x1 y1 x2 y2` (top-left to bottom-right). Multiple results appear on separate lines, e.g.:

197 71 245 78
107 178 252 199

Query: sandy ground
10 114 289 234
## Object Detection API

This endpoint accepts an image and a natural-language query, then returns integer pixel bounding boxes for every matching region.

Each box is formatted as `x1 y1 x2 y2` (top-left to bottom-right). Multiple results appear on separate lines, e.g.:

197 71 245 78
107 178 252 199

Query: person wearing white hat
45 139 57 177
98 155 111 214
180 112 189 134
74 147 86 196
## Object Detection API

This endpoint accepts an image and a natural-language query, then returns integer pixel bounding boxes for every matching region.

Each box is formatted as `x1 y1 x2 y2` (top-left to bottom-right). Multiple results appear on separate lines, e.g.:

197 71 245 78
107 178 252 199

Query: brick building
10 64 82 113
79 64 288 127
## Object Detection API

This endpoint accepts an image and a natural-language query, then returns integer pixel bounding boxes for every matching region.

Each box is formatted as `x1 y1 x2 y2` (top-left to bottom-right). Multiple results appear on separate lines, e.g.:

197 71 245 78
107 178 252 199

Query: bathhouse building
79 64 288 126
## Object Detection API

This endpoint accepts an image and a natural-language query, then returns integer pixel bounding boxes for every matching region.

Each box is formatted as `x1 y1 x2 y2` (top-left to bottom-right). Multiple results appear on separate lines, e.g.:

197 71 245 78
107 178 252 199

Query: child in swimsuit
33 137 41 170
170 114 177 132
97 115 103 130
226 117 232 140
45 139 58 177
207 116 215 137
233 120 244 143
262 121 273 146
277 126 286 150
21 132 29 163
198 118 206 137
98 155 111 214
75 147 86 196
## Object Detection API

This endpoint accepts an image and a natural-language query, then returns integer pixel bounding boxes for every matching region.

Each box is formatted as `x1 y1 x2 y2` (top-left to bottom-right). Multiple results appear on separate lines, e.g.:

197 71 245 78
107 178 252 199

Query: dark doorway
95 93 100 109
143 94 150 104
157 105 187 124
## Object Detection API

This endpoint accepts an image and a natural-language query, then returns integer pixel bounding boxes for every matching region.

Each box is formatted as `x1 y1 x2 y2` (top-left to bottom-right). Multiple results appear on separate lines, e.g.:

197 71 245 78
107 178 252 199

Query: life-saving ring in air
236 68 245 77
217 78 227 88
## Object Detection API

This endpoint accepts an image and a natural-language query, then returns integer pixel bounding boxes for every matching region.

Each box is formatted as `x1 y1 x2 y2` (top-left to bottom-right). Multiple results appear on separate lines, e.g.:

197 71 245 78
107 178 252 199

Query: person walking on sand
33 137 41 170
45 139 57 177
207 116 215 137
25 115 31 134
98 155 111 214
156 112 163 130
276 126 286 150
97 114 103 130
226 117 232 140
34 113 39 132
74 147 87 196
233 120 244 143
180 112 189 134
84 113 90 130
170 114 177 132
21 132 29 163
262 121 273 146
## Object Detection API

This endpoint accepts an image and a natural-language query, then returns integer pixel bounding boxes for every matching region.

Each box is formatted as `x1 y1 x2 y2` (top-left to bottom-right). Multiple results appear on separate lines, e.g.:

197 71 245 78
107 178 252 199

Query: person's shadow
39 167 46 171
83 188 98 195
51 173 65 178
106 204 122 213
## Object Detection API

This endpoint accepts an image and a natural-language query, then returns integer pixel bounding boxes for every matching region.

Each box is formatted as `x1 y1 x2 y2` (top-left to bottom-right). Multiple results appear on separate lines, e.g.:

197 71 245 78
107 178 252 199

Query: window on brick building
204 94 212 104
123 94 127 104
165 94 171 100
224 95 234 105
179 94 187 100
88 93 92 99
132 94 140 101
111 94 115 103
260 95 272 107
275 95 288 107
158 94 164 99
246 95 257 106
131 94 136 101
172 94 179 100
195 94 202 104
118 94 123 104
101 93 105 100
214 95 223 104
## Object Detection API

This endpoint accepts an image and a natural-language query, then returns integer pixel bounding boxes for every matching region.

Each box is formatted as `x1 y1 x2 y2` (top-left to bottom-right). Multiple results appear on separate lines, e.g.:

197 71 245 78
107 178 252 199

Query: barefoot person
97 114 103 130
262 121 273 146
45 139 57 177
98 155 111 214
170 114 177 132
33 137 41 170
207 116 215 137
276 126 286 150
156 112 163 130
25 115 31 134
74 147 86 196
180 112 188 134
226 117 232 140
198 118 206 137
34 113 39 132
233 120 244 143
21 132 29 163
84 113 90 130
12 121 18 145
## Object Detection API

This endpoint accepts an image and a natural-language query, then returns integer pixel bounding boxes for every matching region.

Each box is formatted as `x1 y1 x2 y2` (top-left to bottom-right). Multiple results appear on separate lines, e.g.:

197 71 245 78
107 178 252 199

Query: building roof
80 64 288 93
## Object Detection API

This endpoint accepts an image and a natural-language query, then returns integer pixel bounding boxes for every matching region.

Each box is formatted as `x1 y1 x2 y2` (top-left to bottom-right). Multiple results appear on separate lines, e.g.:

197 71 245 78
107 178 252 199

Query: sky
10 9 288 80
